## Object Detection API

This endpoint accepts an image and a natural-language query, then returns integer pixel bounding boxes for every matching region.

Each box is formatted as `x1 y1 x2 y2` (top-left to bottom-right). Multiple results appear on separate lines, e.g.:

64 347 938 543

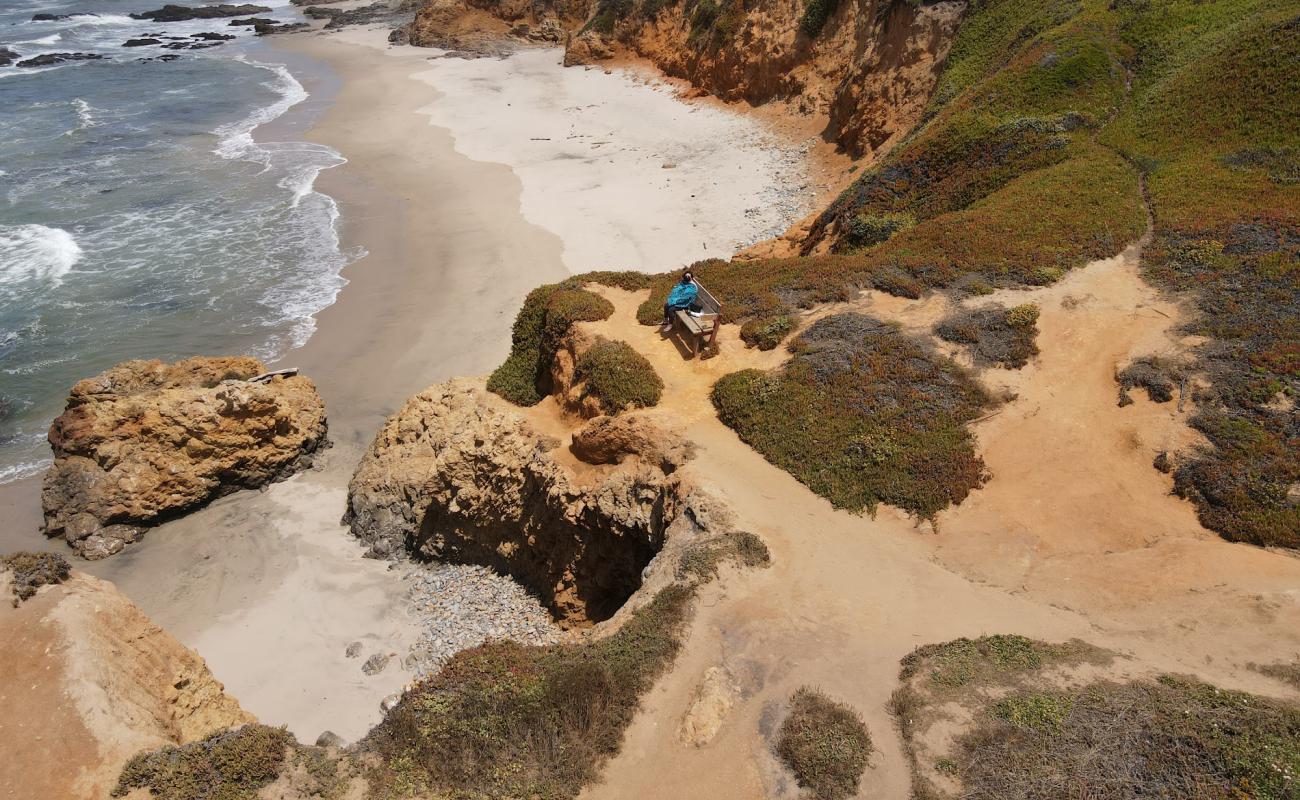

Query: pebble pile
402 563 564 678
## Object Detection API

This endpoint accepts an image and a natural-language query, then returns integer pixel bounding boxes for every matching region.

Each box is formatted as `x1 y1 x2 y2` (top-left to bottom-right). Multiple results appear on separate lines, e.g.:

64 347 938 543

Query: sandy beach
0 25 828 742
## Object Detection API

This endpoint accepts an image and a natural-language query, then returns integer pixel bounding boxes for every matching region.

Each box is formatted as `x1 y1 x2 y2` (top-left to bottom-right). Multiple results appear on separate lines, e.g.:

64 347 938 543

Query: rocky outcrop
571 413 694 470
0 47 19 66
346 379 691 626
42 357 327 559
0 569 251 799
17 52 106 67
615 0 966 157
129 4 273 21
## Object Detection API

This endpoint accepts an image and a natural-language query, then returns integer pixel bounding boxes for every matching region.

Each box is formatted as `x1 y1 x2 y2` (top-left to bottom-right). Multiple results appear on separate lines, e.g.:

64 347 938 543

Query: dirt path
562 251 1300 798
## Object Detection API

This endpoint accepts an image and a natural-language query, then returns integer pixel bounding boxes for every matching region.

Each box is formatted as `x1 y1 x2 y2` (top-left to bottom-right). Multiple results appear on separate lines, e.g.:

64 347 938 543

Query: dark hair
682 271 694 281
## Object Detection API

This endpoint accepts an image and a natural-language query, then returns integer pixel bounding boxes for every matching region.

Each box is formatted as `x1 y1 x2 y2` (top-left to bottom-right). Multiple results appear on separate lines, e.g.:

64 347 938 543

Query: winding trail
546 246 1300 798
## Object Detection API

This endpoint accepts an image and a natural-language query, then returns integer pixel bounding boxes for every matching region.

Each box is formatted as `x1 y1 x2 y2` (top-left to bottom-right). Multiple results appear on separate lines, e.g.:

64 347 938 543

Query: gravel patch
402 563 564 678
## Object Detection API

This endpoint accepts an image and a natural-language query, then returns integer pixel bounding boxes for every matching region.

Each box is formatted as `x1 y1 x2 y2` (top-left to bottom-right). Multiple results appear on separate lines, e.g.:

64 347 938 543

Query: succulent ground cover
712 314 989 518
935 303 1041 368
775 687 873 800
574 338 664 413
891 636 1300 800
1 551 71 605
595 0 1298 548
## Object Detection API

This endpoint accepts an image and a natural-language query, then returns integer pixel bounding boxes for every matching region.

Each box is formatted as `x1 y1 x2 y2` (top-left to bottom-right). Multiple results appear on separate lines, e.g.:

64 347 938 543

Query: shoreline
0 23 833 741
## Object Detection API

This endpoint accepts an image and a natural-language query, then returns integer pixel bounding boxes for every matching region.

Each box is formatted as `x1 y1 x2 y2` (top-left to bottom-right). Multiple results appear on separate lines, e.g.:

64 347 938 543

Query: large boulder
42 356 327 559
346 379 687 626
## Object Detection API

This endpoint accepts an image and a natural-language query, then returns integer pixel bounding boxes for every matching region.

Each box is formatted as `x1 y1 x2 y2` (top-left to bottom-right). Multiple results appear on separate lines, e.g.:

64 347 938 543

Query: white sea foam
65 98 100 135
0 224 82 288
213 58 309 165
0 455 51 484
16 33 62 44
69 13 136 25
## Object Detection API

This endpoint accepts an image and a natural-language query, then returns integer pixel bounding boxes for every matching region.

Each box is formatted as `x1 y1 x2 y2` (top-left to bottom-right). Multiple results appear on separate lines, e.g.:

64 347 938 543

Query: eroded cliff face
0 570 252 799
41 357 328 559
346 379 695 627
609 0 964 157
407 0 964 158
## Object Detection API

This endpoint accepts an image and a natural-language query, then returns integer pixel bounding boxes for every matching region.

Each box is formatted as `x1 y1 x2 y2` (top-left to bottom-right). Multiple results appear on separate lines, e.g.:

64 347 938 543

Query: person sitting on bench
660 270 699 332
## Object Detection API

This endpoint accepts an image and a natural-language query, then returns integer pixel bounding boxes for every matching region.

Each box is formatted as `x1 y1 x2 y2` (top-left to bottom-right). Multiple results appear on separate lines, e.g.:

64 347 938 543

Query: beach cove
0 24 831 742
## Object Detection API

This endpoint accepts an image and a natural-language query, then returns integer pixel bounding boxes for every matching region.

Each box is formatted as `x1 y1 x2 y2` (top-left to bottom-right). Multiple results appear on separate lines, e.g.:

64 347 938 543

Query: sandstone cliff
0 568 252 799
346 378 695 627
407 0 964 158
42 357 328 559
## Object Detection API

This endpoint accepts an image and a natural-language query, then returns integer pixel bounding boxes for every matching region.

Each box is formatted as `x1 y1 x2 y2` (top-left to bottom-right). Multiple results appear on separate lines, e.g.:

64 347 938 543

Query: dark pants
664 303 689 325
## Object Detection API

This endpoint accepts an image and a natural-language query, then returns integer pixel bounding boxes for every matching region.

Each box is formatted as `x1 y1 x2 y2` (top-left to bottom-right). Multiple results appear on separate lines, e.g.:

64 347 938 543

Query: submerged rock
123 38 162 47
0 47 19 66
42 356 327 559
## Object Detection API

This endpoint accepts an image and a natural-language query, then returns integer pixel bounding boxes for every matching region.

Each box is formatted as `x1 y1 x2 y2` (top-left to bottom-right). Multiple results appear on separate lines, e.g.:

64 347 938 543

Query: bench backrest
693 281 722 316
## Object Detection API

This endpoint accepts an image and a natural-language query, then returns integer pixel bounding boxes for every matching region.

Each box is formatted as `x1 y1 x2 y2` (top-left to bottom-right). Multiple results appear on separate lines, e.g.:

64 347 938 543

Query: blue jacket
667 281 699 309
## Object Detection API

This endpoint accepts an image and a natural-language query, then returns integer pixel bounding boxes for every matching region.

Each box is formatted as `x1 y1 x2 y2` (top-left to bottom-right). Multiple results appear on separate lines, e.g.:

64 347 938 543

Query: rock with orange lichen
41 356 327 559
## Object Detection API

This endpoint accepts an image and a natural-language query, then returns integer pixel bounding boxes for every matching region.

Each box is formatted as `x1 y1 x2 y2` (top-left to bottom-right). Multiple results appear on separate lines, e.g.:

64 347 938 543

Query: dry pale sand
411 45 816 273
547 248 1300 798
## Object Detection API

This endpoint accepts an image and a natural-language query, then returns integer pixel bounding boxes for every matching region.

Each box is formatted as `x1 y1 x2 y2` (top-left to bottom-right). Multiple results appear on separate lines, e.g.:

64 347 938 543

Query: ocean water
0 0 352 482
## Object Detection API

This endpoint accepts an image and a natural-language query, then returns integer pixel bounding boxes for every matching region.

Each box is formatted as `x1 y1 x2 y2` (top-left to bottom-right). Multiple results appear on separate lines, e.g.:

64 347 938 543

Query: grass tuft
776 687 873 800
677 529 771 582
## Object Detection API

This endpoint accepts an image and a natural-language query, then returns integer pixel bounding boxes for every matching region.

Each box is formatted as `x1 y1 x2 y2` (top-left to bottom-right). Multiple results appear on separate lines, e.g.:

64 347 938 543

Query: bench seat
672 281 721 357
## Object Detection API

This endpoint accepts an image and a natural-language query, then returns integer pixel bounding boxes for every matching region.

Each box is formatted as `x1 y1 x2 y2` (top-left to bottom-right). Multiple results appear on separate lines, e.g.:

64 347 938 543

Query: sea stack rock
42 356 327 559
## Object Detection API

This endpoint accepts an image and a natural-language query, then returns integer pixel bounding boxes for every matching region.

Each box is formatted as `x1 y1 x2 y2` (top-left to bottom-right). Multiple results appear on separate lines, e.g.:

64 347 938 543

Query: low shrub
889 636 1300 800
897 634 1091 690
934 303 1040 369
798 0 838 38
362 584 695 800
2 551 71 605
487 284 614 406
1115 355 1183 405
113 724 293 800
776 687 872 800
712 313 989 518
739 315 795 350
835 212 916 253
575 338 663 413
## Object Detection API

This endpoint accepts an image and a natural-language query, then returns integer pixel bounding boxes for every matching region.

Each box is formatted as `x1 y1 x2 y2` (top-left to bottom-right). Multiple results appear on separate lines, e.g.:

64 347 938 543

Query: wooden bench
674 281 721 358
